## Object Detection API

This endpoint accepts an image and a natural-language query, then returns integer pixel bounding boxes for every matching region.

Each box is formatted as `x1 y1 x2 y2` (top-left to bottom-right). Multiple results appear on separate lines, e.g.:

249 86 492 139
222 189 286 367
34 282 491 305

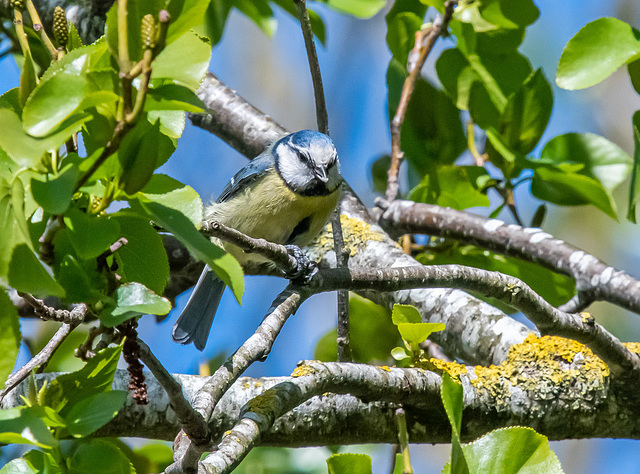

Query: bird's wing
216 151 275 203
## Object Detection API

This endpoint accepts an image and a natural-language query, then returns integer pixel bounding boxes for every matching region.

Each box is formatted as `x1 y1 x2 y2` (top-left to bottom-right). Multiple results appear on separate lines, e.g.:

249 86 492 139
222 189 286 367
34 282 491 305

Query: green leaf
386 11 425 66
67 23 84 51
370 155 391 194
392 303 422 324
115 119 175 194
557 18 640 90
391 346 411 361
64 208 120 260
22 73 89 137
461 427 563 473
0 106 90 168
234 0 277 36
0 407 57 448
145 84 205 113
151 31 212 89
112 214 170 294
30 163 79 214
321 0 386 19
42 344 122 416
55 254 98 303
69 439 135 474
436 23 533 120
165 0 212 45
388 61 466 172
138 174 203 227
540 133 632 192
8 244 66 298
0 450 62 474
147 109 186 140
131 443 174 474
0 175 64 297
628 111 640 222
629 58 640 95
203 0 233 46
326 453 373 474
409 166 491 210
19 48 38 109
132 192 244 303
65 390 127 437
101 282 171 327
397 322 445 345
498 69 552 155
531 166 617 219
478 0 539 30
441 373 469 474
0 288 20 389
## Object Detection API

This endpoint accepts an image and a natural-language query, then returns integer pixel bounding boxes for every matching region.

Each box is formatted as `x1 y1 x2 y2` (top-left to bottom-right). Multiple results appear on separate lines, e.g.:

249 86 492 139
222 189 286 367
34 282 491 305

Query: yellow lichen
428 358 468 378
624 342 640 354
581 312 594 324
311 214 389 256
291 364 315 377
254 381 262 388
469 335 609 411
379 365 391 372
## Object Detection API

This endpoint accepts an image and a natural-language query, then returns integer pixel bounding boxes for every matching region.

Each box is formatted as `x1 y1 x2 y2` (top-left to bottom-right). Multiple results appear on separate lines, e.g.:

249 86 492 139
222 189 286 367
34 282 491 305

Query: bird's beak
315 167 328 182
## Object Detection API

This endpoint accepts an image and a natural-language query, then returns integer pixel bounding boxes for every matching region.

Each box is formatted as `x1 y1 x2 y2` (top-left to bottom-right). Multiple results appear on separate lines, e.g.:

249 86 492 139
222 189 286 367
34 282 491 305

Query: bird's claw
284 244 316 282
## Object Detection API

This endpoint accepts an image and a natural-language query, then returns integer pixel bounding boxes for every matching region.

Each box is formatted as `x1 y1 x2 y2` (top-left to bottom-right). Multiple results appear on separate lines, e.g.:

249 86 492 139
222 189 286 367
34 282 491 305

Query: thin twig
19 295 86 324
395 407 413 474
386 0 457 202
137 340 211 446
294 0 351 360
294 0 328 135
0 321 79 403
332 211 351 362
202 220 299 274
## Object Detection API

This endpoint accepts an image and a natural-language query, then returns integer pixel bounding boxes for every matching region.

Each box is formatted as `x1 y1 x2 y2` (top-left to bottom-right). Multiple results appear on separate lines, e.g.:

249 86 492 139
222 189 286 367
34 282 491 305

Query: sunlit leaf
557 18 640 90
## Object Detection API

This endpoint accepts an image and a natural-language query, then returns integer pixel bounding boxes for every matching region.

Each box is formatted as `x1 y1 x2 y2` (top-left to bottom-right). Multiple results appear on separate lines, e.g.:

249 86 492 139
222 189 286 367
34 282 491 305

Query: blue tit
172 130 343 350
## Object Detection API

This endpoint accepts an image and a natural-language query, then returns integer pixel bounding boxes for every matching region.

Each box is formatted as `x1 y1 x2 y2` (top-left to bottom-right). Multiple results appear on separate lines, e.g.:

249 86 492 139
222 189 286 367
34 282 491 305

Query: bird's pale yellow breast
205 172 341 264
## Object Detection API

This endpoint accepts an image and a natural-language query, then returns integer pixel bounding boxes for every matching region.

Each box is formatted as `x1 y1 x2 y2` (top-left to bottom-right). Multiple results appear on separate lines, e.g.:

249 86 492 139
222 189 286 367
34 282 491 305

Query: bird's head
273 130 342 196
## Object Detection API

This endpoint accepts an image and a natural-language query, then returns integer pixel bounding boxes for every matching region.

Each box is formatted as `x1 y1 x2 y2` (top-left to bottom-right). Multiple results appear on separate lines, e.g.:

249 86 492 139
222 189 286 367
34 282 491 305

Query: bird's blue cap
280 129 334 149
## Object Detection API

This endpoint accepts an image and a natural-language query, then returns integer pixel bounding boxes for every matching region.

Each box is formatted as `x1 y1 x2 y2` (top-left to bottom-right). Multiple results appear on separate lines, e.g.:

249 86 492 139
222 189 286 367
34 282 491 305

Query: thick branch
190 73 287 158
2 352 637 445
379 200 640 314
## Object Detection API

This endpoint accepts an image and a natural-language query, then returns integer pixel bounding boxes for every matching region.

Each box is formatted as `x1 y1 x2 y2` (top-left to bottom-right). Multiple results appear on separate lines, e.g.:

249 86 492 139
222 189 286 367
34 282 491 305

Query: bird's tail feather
172 265 226 351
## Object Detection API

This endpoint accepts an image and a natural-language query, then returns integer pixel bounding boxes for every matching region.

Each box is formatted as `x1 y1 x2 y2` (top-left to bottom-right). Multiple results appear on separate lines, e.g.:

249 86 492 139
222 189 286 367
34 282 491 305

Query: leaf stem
24 0 57 60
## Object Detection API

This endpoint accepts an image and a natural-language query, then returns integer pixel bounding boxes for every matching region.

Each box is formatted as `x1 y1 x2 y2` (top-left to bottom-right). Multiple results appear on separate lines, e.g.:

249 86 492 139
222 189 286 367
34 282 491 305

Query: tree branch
378 200 640 315
168 287 307 473
0 321 80 403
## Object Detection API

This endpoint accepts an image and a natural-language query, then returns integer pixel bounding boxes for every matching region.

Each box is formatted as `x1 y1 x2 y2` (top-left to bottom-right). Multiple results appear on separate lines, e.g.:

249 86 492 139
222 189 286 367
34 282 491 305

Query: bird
172 130 343 350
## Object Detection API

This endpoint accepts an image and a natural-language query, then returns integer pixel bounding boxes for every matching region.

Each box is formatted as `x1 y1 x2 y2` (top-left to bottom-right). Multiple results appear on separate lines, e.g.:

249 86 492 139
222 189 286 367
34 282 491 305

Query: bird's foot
284 245 316 282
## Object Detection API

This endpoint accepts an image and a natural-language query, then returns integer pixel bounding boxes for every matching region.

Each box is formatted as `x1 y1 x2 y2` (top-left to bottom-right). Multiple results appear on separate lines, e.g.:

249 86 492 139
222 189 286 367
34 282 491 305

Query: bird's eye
296 150 310 163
